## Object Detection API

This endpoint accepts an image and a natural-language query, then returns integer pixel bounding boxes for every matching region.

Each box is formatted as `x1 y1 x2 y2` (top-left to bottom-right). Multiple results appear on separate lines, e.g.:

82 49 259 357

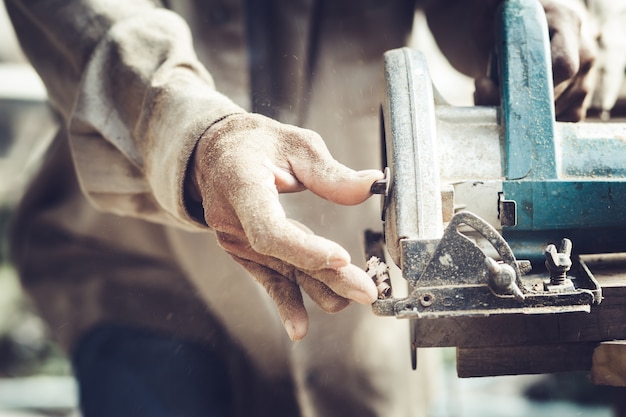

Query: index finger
278 127 384 206
230 178 354 271
298 264 378 305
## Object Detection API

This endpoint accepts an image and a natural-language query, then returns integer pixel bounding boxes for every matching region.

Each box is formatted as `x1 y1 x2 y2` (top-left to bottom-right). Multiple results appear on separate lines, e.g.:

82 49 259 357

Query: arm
6 0 245 227
6 0 380 340
188 113 381 340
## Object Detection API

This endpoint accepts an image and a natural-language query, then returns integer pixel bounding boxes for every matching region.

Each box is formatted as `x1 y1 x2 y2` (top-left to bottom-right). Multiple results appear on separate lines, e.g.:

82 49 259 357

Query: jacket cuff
144 80 246 229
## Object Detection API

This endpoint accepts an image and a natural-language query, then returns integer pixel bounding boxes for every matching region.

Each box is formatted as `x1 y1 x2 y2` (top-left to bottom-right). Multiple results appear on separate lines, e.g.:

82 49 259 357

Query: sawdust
366 256 392 299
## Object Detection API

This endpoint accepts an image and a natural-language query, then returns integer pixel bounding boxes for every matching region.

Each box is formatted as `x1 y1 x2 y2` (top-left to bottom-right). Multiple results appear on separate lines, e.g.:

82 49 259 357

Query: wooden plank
413 262 626 348
591 340 626 387
457 343 597 378
412 256 626 379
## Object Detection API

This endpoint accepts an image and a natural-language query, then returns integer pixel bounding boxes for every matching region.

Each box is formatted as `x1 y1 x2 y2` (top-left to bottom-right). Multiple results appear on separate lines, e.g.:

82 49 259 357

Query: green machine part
498 0 626 261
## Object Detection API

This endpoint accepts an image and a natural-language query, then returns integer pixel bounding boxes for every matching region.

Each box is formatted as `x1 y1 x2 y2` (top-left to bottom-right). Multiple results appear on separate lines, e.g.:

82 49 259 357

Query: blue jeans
72 324 233 417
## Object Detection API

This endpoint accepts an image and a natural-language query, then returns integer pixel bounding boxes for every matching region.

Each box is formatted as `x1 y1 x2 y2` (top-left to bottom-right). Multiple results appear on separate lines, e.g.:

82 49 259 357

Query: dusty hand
475 0 597 121
189 113 382 341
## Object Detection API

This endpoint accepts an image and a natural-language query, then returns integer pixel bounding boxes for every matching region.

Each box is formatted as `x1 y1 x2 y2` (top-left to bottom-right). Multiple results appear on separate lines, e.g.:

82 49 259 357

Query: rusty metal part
372 211 601 319
486 257 524 301
545 239 572 285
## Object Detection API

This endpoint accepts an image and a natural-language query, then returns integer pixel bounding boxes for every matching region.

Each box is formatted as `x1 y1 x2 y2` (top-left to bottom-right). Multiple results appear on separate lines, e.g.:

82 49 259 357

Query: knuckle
295 129 326 154
262 275 286 299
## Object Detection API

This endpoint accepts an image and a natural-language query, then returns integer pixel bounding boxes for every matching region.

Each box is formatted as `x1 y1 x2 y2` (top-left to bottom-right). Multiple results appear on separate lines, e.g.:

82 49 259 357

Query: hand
475 0 597 121
542 0 597 121
189 113 382 341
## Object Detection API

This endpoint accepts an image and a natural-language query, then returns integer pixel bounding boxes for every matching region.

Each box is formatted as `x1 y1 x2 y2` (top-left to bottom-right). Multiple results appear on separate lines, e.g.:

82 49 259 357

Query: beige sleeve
6 0 245 229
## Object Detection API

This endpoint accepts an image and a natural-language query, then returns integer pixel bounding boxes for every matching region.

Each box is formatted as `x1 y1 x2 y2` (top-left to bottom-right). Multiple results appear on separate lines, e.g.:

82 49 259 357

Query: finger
545 7 581 87
208 148 354 271
217 230 372 307
280 128 384 205
305 167 385 206
215 220 325 266
228 183 356 270
550 28 580 88
555 86 588 121
554 62 594 122
295 272 351 313
272 165 307 193
305 263 378 305
231 255 309 341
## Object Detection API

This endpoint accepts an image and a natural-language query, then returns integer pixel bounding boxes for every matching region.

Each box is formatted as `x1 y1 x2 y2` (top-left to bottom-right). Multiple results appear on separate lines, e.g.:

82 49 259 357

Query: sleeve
5 0 246 229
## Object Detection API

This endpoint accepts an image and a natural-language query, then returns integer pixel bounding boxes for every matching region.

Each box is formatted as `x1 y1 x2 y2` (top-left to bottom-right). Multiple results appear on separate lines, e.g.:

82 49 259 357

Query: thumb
285 131 383 205
306 168 384 205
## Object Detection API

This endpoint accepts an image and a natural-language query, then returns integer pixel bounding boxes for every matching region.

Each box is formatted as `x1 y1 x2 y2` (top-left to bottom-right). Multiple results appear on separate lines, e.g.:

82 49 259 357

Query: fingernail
285 319 297 340
327 256 347 269
285 319 306 341
326 252 349 269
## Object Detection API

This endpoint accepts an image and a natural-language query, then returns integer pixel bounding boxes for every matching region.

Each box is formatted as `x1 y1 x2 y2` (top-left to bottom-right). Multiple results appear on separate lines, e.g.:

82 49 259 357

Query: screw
419 292 435 307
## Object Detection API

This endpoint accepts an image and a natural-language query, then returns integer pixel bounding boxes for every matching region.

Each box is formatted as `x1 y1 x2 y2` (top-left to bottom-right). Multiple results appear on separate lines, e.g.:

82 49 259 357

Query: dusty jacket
6 0 434 416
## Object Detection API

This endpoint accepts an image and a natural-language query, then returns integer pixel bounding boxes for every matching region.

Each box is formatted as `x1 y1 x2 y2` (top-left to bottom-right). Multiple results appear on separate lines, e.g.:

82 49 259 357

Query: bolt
545 238 572 285
485 257 525 301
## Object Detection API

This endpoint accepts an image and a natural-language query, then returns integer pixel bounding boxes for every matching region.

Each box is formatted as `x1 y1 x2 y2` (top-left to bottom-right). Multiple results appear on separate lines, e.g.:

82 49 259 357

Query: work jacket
6 0 436 416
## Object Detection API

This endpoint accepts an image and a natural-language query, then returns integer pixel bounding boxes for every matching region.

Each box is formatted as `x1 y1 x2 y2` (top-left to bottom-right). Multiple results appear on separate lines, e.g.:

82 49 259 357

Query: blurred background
0 2 78 417
0 1 624 416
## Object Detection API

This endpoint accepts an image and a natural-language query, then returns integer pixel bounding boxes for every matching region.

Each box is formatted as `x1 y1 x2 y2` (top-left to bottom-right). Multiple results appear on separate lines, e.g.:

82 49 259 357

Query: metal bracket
372 212 601 319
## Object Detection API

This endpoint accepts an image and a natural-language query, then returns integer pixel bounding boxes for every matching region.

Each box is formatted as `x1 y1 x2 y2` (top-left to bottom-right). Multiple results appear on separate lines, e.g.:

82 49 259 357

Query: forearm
6 0 245 228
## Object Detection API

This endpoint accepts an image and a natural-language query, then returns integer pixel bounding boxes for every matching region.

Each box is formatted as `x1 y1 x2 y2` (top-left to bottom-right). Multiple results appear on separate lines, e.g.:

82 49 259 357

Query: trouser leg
72 324 232 417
